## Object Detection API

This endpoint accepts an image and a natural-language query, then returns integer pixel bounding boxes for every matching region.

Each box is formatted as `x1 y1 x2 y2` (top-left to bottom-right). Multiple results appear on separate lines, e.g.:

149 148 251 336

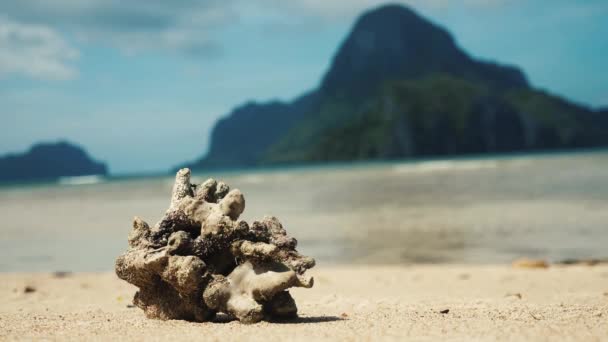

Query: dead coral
115 169 315 323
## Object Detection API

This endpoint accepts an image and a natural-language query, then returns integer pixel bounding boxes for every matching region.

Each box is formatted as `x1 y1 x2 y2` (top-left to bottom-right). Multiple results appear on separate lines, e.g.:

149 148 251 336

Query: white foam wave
58 175 105 185
392 160 498 174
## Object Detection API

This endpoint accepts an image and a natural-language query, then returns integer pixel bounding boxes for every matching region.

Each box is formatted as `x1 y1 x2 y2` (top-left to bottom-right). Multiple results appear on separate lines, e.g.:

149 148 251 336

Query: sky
1 0 607 174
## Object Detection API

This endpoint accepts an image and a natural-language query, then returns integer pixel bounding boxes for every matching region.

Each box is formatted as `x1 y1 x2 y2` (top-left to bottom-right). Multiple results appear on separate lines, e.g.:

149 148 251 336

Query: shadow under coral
212 313 344 324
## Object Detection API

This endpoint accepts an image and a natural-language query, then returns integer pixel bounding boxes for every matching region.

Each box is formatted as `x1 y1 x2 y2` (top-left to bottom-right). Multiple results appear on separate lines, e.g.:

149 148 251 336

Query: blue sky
1 0 607 174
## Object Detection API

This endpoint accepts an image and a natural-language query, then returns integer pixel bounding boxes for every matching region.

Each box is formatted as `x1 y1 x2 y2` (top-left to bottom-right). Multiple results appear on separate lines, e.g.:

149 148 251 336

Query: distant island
0 141 107 183
182 4 608 170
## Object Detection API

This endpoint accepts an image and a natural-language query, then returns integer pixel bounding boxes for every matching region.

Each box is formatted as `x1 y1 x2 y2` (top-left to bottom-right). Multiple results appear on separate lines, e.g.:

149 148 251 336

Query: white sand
1 265 607 341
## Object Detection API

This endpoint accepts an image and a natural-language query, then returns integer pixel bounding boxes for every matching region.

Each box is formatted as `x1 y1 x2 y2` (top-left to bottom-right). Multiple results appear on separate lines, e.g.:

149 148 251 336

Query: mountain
183 4 608 170
319 4 528 97
195 92 319 168
0 141 108 183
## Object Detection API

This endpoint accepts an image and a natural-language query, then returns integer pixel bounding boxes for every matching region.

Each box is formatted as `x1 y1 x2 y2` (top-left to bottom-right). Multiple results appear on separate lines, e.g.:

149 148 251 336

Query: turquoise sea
1 150 607 272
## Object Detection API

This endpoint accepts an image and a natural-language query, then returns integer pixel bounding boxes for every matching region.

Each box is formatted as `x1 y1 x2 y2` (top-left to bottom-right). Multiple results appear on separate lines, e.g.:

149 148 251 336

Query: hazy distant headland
182 4 608 171
0 141 107 183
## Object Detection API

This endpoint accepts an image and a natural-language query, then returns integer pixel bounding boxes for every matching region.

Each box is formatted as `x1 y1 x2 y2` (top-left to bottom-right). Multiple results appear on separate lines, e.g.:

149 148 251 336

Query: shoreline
2 264 607 341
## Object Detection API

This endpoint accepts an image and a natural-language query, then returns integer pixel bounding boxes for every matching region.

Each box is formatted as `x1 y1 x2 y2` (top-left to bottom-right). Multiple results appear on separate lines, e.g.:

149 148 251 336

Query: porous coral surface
115 169 315 324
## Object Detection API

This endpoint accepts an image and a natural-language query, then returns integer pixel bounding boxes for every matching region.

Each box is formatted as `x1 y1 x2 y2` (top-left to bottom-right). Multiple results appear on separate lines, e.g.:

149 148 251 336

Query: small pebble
52 271 72 278
506 293 522 299
512 258 549 269
24 286 36 293
439 309 449 314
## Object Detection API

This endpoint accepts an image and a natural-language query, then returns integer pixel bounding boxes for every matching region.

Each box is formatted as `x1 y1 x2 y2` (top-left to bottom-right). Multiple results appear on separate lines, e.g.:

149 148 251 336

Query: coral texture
115 169 315 324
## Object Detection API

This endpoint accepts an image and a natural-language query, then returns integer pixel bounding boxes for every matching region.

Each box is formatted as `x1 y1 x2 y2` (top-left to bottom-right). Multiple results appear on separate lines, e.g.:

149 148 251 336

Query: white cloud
0 16 79 80
0 0 519 81
0 0 516 63
0 0 235 57
0 1 235 79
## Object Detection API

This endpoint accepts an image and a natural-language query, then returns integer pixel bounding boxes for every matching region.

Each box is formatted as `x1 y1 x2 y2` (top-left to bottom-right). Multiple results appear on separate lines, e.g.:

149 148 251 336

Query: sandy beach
1 153 607 340
1 265 607 341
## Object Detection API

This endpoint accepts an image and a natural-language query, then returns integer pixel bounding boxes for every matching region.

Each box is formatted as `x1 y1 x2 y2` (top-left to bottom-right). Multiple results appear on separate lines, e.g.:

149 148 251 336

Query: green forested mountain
183 4 608 170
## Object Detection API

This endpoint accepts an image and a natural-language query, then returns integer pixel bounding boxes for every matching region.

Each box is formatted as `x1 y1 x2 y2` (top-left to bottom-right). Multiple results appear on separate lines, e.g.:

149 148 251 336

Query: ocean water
1 150 607 272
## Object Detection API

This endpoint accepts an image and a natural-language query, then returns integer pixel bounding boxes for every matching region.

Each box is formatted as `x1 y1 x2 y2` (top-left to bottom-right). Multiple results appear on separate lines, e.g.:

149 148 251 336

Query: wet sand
1 265 607 341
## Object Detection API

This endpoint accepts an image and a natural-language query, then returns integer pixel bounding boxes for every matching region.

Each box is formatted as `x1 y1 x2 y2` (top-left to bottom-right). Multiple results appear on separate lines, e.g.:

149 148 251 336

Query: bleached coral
115 169 315 323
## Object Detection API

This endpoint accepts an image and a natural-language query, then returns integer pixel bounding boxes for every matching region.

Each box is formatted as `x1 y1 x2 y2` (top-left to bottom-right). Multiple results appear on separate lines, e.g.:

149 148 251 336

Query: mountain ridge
182 4 607 171
320 4 528 97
